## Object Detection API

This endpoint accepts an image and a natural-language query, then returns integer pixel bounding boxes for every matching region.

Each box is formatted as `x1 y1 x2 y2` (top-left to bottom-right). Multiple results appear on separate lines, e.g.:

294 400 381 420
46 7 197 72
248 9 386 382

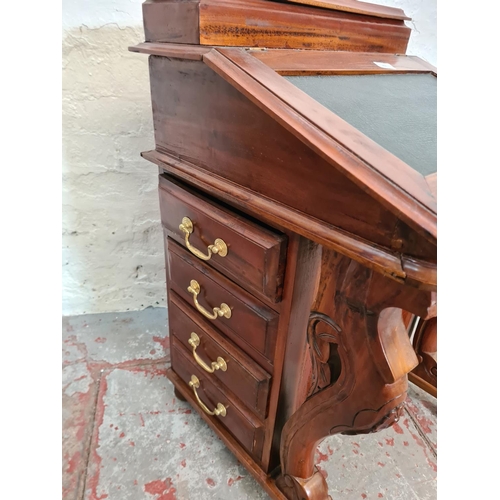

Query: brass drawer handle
188 375 227 417
187 280 232 320
188 332 228 373
179 217 228 261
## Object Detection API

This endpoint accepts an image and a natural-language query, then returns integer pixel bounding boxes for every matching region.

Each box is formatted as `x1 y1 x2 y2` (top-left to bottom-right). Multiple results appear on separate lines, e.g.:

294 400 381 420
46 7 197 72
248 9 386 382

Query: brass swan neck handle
179 217 228 261
187 280 232 320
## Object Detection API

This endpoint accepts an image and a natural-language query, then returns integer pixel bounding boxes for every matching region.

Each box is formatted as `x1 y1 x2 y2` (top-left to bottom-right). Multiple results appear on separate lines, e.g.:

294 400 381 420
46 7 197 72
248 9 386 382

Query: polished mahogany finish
131 2 437 498
169 291 272 418
142 0 411 52
167 238 280 371
276 248 434 497
159 174 287 302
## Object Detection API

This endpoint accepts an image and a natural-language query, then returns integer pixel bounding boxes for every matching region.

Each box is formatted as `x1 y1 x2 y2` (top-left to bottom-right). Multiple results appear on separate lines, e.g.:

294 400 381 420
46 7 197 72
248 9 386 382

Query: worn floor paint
62 308 437 500
63 363 99 500
405 385 437 455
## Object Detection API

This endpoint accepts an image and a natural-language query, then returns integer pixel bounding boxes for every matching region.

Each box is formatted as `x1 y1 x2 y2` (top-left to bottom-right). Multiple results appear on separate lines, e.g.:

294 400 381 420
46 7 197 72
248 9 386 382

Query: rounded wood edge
145 149 437 290
128 42 212 60
205 48 437 240
147 150 403 274
401 256 437 290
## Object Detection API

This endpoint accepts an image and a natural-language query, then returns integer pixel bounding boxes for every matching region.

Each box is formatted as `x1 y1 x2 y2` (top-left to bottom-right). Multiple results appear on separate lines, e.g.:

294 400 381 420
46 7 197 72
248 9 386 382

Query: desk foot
277 468 331 500
174 386 187 402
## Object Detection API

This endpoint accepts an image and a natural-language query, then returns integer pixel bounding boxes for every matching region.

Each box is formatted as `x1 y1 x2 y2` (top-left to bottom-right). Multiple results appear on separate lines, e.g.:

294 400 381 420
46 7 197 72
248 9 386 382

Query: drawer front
159 174 287 303
167 239 279 370
169 291 271 419
171 337 265 459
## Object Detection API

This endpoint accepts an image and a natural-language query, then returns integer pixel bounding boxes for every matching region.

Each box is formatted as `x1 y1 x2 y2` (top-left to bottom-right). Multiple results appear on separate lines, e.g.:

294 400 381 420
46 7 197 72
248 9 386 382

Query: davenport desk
130 1 437 498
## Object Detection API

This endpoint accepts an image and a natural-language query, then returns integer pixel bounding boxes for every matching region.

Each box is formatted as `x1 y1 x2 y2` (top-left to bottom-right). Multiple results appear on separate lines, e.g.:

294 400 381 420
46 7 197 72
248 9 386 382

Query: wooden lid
280 0 411 21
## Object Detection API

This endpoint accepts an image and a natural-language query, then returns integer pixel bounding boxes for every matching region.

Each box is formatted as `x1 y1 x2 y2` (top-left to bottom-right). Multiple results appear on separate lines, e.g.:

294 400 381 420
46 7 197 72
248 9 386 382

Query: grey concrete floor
62 307 437 500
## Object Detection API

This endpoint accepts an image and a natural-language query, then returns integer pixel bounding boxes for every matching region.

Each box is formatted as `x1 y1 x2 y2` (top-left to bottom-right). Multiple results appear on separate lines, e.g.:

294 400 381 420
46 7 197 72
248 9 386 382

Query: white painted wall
62 1 163 315
377 0 437 66
62 0 437 315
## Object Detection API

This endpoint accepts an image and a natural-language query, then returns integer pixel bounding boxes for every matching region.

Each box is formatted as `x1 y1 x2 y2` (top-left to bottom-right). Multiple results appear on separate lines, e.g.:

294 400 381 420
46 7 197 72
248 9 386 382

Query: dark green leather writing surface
285 73 437 176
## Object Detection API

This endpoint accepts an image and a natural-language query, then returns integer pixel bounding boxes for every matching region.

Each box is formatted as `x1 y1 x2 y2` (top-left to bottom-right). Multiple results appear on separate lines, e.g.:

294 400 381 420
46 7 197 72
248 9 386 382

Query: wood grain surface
159 174 287 303
167 239 279 371
169 291 272 419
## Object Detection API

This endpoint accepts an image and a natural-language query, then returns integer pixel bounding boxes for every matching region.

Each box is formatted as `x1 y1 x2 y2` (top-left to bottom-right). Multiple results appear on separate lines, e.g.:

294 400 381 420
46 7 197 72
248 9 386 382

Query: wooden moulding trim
261 233 302 470
166 368 287 500
201 0 408 25
218 48 438 211
143 149 435 288
250 50 437 76
283 0 410 21
204 49 437 245
402 256 437 290
128 42 212 60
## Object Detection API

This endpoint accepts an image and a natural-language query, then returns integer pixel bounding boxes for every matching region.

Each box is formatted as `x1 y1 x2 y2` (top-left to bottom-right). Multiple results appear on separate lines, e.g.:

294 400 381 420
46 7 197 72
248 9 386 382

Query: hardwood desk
130 2 437 498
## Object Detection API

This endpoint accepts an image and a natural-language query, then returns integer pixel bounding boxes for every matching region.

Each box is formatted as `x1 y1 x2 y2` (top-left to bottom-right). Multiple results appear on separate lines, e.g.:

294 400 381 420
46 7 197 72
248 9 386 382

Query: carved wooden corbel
277 249 436 500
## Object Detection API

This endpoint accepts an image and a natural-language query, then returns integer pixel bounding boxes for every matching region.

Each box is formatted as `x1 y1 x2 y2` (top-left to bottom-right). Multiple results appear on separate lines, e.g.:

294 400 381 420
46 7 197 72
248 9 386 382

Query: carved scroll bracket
277 249 436 500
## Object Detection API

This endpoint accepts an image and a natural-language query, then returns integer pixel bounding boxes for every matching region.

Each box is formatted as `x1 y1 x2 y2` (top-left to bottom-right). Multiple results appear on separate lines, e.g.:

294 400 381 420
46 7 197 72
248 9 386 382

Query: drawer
169 291 271 419
167 239 279 371
159 174 287 303
171 336 265 459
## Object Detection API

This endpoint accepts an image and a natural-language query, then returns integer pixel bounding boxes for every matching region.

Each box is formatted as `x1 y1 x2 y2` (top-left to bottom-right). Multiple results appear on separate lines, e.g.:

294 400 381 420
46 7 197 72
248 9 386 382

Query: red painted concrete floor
62 307 437 500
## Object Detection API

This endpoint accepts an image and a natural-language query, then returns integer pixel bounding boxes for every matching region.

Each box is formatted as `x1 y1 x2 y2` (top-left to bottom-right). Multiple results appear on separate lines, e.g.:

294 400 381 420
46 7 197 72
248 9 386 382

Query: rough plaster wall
62 18 166 315
62 0 436 315
377 0 437 66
